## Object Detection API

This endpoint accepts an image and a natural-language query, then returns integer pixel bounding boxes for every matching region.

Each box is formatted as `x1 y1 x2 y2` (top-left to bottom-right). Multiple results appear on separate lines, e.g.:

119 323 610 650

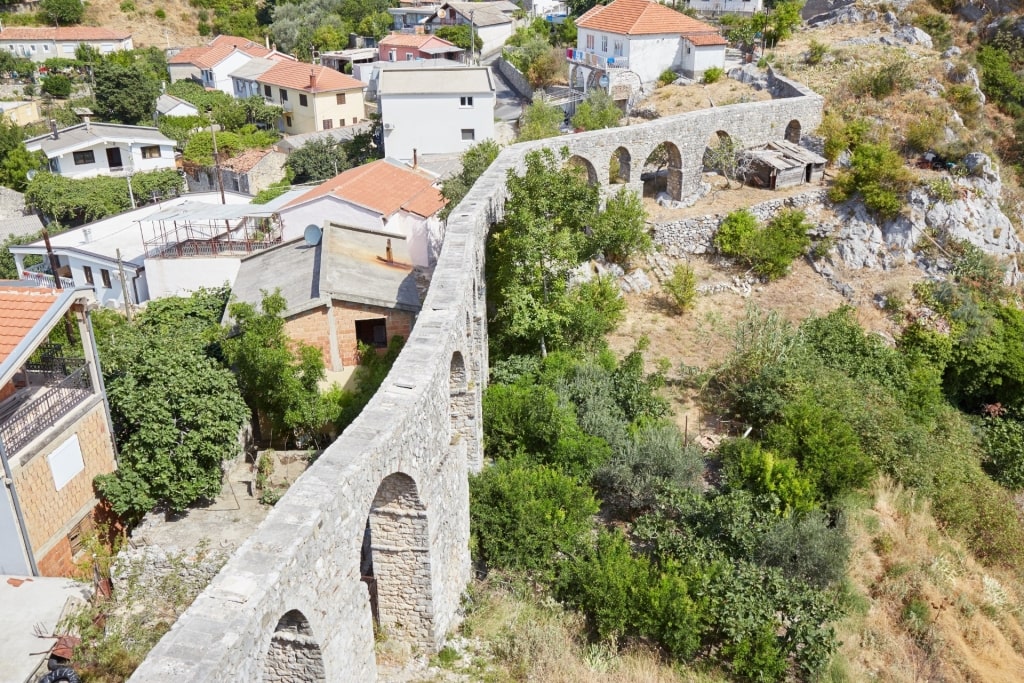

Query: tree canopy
93 62 161 125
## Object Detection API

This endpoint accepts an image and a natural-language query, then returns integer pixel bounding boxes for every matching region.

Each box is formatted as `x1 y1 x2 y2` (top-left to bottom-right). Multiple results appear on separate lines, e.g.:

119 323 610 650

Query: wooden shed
741 140 826 190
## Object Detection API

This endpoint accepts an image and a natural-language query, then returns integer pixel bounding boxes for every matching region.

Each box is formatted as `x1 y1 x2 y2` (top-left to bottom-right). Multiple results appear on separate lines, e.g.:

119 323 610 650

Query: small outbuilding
741 140 826 190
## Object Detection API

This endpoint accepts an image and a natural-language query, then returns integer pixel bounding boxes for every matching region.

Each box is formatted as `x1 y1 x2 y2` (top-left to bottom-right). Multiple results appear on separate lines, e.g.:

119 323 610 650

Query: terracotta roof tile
257 62 365 93
0 27 131 41
168 35 275 68
0 286 61 364
576 0 724 37
222 148 273 173
379 34 457 49
685 33 729 46
283 159 446 218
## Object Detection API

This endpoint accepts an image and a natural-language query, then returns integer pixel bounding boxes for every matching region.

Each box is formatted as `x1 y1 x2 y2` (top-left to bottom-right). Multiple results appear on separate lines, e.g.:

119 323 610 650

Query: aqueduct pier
128 69 821 682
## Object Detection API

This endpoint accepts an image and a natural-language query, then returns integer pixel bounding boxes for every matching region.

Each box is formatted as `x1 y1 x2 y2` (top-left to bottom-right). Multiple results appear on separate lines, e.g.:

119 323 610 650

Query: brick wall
332 301 414 366
0 380 16 402
283 305 332 368
12 400 117 574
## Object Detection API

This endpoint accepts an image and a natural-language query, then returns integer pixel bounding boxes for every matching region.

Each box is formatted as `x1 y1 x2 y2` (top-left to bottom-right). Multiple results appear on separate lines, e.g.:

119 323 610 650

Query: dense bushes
829 140 913 219
26 169 183 225
714 208 811 279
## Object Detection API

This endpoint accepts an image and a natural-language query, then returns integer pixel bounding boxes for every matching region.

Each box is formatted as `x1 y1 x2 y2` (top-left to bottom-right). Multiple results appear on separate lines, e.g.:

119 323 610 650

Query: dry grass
84 0 205 49
640 80 771 119
835 478 1024 682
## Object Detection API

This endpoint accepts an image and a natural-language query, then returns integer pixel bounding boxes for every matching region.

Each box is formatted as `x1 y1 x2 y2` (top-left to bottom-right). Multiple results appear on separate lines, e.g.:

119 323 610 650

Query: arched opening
704 130 742 187
265 610 325 682
565 154 598 185
642 142 683 199
449 351 473 450
365 473 434 647
609 146 631 184
785 119 801 143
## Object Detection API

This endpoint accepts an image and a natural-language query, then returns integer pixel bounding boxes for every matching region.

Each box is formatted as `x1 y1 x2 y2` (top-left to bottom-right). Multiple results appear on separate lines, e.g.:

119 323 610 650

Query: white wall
1 38 131 63
626 34 684 83
687 0 763 15
144 257 243 299
46 142 176 179
380 91 495 161
682 43 726 78
211 52 252 95
168 63 200 84
477 23 513 57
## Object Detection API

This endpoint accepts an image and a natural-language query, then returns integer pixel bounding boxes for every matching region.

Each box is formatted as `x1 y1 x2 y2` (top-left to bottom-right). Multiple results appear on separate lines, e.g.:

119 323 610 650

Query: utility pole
209 111 226 204
115 248 133 321
469 11 476 65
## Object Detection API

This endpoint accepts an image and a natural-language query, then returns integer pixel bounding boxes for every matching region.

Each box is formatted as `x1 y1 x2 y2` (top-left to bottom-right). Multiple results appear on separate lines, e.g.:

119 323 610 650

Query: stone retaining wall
494 56 534 101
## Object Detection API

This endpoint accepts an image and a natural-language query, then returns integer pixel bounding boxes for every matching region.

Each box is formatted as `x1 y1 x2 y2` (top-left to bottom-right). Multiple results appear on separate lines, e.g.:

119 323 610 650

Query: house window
336 93 346 105
406 52 414 60
460 96 473 107
586 34 594 49
299 93 308 106
613 40 623 57
322 119 333 129
100 269 112 288
83 266 93 285
355 318 388 348
141 145 161 159
62 44 74 54
340 118 346 126
264 84 271 97
388 49 396 61
687 46 692 54
601 36 608 52
43 44 49 52
285 114 292 127
279 88 288 101
73 150 95 165
461 128 475 141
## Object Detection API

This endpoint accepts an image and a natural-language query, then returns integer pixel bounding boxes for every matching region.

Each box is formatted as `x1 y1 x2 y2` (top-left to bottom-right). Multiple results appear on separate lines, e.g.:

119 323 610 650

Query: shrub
849 60 914 100
755 511 850 587
829 141 913 219
905 113 945 153
944 83 983 127
718 438 818 515
40 0 84 24
470 459 599 574
981 416 1024 490
154 7 166 19
119 0 135 11
715 208 758 256
702 66 724 84
806 40 828 65
715 209 810 280
41 73 72 98
914 13 953 51
658 69 677 87
663 263 698 313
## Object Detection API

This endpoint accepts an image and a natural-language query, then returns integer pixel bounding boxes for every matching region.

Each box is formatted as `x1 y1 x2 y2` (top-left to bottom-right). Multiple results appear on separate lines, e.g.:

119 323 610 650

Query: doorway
105 147 123 170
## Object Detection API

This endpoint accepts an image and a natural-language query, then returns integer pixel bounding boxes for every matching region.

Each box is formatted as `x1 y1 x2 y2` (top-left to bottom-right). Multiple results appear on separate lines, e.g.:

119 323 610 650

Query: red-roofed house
168 35 295 95
378 33 464 63
0 283 117 577
255 62 367 134
278 159 447 268
571 0 727 83
0 27 133 62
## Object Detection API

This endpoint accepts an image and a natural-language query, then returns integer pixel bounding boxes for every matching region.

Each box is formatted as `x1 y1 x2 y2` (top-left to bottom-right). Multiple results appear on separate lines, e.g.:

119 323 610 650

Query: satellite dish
303 224 323 246
437 7 446 18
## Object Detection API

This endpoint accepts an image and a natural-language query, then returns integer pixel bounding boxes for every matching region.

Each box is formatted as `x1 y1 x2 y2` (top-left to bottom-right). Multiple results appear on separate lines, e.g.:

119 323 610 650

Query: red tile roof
0 287 61 363
0 27 131 41
168 35 276 68
257 62 365 93
283 160 446 218
685 32 729 46
576 0 724 38
379 34 456 49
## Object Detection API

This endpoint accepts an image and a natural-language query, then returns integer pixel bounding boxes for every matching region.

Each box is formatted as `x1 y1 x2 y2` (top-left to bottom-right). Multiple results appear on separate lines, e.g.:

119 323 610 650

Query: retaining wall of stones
128 70 822 683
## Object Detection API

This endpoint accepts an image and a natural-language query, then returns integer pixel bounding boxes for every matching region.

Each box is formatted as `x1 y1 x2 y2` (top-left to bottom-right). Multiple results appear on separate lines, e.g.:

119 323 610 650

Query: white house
572 0 727 83
685 0 764 16
277 159 447 268
0 27 132 62
423 1 519 58
168 35 295 95
24 122 176 180
230 58 276 99
378 67 495 163
155 93 199 118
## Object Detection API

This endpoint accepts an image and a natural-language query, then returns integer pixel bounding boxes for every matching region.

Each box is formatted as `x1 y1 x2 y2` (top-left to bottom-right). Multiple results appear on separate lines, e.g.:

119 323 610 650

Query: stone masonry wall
129 72 821 683
494 57 534 101
654 189 830 256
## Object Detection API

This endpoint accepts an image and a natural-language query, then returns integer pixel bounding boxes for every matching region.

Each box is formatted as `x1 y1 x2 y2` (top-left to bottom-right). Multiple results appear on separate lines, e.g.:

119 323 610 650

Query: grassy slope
83 0 206 49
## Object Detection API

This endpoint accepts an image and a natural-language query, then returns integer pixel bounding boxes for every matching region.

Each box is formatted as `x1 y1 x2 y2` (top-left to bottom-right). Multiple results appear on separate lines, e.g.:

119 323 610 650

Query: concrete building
24 122 176 180
229 57 277 100
0 27 132 62
572 0 727 84
379 67 495 162
278 158 447 269
0 100 41 127
155 93 199 118
423 1 519 57
229 223 423 370
686 0 764 16
183 148 288 196
389 0 442 31
0 283 117 577
378 33 463 63
168 35 296 94
255 62 367 135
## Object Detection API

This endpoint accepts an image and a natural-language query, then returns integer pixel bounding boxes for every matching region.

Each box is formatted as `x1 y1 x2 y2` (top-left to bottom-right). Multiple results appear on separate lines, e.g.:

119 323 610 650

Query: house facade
255 62 367 134
155 94 199 118
572 0 727 83
0 100 42 127
183 148 288 196
378 33 462 63
0 283 118 577
0 27 132 63
686 0 764 16
379 67 495 162
168 35 295 95
24 122 176 180
278 159 447 269
423 1 519 58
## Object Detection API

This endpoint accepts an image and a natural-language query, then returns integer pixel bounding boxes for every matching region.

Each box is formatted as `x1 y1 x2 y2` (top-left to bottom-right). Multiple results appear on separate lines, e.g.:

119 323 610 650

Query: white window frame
586 34 594 50
601 35 608 52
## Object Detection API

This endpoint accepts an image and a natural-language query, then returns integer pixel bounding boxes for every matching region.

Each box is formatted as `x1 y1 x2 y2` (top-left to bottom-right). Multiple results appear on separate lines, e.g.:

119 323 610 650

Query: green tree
435 25 483 53
286 138 351 183
222 290 339 445
26 169 182 224
571 88 621 131
93 61 161 125
41 73 73 98
357 10 392 40
40 0 84 24
518 96 563 142
440 140 500 219
587 187 650 265
829 140 913 219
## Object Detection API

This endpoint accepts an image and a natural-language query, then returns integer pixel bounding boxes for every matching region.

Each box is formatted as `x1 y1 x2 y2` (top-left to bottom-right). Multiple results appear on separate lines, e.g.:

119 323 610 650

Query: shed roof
744 140 827 170
577 0 724 38
378 67 493 96
438 1 516 26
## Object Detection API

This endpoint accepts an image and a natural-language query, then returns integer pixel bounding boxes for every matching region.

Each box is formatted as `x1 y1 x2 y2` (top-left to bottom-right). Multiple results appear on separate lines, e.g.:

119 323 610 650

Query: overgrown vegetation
714 208 812 280
26 169 184 225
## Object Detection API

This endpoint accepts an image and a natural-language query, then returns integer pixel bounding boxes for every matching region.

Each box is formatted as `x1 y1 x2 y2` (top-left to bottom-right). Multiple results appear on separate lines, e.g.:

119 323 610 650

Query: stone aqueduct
129 70 822 682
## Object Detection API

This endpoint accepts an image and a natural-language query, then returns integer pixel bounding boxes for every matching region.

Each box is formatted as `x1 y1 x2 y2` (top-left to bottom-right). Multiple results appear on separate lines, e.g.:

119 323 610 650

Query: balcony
0 357 93 457
567 49 628 70
22 262 75 290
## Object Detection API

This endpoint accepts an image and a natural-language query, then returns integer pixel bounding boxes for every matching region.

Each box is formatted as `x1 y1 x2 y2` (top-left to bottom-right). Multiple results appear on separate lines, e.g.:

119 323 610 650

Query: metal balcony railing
0 364 93 457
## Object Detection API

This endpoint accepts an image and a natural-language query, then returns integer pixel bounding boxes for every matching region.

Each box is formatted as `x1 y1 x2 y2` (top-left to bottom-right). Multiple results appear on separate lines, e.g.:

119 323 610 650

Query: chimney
309 68 317 88
265 35 270 49
49 119 58 139
413 148 418 168
83 227 92 243
83 113 91 133
386 238 393 264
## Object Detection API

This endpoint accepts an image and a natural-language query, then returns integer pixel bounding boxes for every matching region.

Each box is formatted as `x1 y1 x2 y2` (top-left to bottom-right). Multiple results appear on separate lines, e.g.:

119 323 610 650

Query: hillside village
4 0 1024 680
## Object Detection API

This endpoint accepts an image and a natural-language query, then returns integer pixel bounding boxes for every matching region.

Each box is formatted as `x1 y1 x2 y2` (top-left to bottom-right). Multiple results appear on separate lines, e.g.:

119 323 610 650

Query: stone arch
642 141 683 200
264 610 325 682
565 154 598 185
785 119 801 143
366 473 434 647
703 130 735 176
609 146 630 184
